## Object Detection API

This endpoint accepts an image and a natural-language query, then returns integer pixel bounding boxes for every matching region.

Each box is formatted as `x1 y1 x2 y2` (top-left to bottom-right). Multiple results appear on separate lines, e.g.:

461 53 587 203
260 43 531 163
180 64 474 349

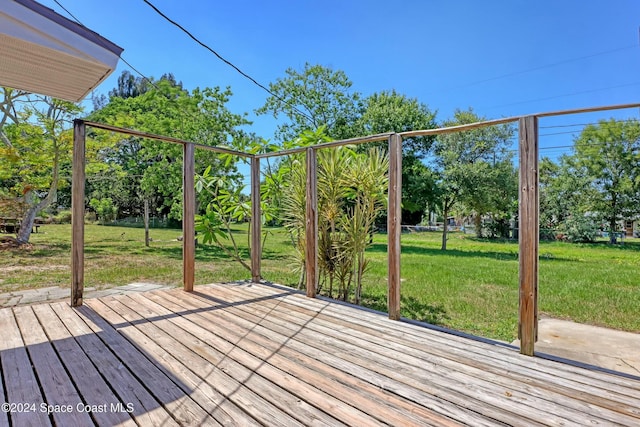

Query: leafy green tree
433 108 515 249
0 92 83 244
356 90 438 224
256 63 361 141
573 119 640 243
90 77 250 221
539 156 592 239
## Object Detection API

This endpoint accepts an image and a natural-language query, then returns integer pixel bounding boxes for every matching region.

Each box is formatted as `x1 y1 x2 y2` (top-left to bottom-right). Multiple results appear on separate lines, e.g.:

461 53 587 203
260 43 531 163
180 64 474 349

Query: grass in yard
1 224 638 341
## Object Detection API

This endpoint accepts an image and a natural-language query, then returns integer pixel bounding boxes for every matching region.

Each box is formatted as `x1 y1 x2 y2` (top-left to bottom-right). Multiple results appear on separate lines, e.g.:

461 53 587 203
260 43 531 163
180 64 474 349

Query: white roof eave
0 0 123 102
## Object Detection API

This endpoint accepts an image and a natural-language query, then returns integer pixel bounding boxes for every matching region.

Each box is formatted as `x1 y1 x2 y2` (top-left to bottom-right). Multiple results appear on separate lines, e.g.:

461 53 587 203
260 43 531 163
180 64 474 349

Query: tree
356 90 438 224
573 119 640 243
433 108 515 249
0 93 83 243
256 63 361 141
539 156 592 240
90 77 250 221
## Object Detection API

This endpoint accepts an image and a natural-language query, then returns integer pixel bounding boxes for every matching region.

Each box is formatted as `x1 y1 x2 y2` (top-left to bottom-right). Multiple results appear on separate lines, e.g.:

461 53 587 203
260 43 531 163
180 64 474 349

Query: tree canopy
89 76 251 220
256 63 361 142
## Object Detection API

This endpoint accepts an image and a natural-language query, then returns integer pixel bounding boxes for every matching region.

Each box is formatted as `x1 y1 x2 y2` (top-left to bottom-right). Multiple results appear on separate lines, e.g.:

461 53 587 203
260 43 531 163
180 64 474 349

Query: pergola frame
72 102 640 356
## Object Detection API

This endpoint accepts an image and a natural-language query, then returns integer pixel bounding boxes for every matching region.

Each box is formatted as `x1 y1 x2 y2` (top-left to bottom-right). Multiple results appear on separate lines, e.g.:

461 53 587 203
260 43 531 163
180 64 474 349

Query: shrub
89 198 118 223
560 215 598 243
54 210 72 224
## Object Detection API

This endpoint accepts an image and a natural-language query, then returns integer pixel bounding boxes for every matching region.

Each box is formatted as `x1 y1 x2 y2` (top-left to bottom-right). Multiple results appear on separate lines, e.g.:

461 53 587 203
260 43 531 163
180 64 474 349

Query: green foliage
53 210 72 224
356 89 437 157
90 74 250 221
280 128 388 303
256 63 361 141
195 165 274 272
0 89 85 243
433 108 516 248
559 215 599 243
89 197 118 223
572 119 640 244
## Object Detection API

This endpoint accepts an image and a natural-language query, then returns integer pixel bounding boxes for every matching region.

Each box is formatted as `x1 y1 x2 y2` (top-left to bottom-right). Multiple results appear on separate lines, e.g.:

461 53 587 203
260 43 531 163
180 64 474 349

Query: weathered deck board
31 303 137 427
13 305 94 427
190 284 637 426
0 283 638 426
140 290 459 427
0 308 51 427
208 283 640 424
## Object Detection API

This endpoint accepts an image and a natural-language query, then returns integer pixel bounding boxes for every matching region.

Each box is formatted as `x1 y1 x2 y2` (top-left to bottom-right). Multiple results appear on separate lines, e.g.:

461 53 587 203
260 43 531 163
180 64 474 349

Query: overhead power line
140 0 315 125
482 81 640 111
428 44 636 96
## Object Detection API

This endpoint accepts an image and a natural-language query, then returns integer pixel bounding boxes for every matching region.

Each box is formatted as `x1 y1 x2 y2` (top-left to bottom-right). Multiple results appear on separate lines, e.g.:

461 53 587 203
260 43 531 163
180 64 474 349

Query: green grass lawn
1 224 638 341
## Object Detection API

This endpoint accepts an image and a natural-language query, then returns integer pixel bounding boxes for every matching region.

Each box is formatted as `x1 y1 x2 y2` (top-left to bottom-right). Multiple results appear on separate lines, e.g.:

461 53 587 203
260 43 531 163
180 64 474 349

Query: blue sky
40 0 640 158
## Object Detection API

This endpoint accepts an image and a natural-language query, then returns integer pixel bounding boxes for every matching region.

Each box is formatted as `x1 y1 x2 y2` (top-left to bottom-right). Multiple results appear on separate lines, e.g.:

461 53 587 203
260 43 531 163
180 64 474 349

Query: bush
89 198 118 223
84 211 97 223
560 215 598 243
53 210 72 224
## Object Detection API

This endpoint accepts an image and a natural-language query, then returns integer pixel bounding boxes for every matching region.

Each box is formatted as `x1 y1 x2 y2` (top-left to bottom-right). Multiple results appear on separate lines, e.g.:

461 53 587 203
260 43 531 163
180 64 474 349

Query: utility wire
50 1 166 97
140 0 315 125
481 81 640 111
427 45 636 96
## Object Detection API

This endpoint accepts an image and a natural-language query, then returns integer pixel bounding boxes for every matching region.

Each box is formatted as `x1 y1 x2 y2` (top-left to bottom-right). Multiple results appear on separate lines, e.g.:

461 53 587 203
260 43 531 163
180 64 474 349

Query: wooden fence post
183 142 195 292
251 156 261 282
71 120 85 307
388 134 402 320
305 147 318 298
518 116 539 356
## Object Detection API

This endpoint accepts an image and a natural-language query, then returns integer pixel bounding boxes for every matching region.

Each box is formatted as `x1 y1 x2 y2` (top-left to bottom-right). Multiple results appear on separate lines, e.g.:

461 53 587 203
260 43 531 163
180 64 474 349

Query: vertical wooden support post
388 134 402 320
251 156 261 282
144 199 150 247
518 116 539 356
183 142 195 292
305 147 318 298
71 120 85 307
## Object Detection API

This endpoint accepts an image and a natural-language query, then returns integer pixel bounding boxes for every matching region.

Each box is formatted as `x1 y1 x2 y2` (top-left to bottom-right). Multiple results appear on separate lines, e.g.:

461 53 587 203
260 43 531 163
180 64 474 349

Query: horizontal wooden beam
400 116 520 138
534 102 640 118
82 120 251 158
255 133 393 159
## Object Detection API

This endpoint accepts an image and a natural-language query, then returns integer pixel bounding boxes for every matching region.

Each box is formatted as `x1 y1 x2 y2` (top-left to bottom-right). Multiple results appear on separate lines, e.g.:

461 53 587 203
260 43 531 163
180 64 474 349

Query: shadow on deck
0 282 638 426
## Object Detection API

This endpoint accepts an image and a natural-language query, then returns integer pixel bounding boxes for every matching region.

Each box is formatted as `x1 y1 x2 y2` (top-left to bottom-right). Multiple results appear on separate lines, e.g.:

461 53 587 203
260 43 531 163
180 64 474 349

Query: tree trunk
609 217 618 244
16 147 61 244
474 214 482 238
441 202 448 251
16 190 52 244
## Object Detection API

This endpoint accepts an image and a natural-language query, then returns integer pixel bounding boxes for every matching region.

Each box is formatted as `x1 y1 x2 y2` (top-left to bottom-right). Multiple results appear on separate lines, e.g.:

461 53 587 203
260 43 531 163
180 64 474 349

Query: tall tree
256 63 361 141
433 108 515 249
90 77 250 221
573 119 640 243
539 155 592 239
356 90 438 224
0 93 83 243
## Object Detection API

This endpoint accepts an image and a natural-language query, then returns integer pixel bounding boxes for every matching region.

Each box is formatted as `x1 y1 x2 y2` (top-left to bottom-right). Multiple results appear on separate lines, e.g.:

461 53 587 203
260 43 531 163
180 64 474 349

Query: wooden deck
0 283 638 426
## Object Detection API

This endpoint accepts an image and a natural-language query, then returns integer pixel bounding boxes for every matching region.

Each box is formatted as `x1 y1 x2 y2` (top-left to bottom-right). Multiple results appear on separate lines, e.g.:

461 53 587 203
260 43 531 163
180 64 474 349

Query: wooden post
251 156 261 282
305 147 318 298
144 199 150 247
388 134 402 320
518 116 539 356
71 120 85 307
183 142 195 292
